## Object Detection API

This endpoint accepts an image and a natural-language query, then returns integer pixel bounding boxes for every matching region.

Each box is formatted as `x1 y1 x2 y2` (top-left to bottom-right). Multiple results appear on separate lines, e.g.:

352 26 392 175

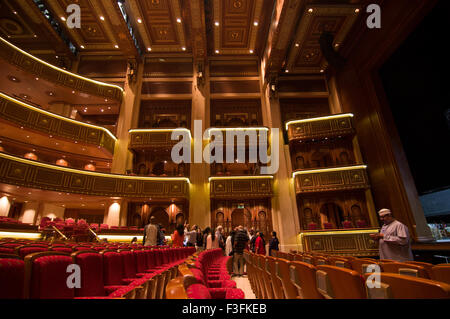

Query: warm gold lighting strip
0 92 117 141
0 36 124 93
98 235 144 242
299 228 378 237
292 165 367 178
0 231 41 239
0 152 190 183
206 127 269 138
208 175 273 183
285 113 354 131
129 128 192 140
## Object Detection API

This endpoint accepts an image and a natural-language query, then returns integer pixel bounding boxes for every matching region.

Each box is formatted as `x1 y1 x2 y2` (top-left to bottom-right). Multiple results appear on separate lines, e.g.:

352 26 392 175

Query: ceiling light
295 43 299 47
137 18 142 23
320 69 324 73
176 18 182 23
100 16 105 21
147 47 152 51
215 21 219 26
215 50 219 54
114 45 119 49
249 50 254 54
285 69 289 73
355 8 360 13
80 45 85 49
253 21 259 26
308 8 313 13
101 109 104 112
182 47 186 51
13 11 17 15
61 17 66 21
35 77 39 81
72 90 75 94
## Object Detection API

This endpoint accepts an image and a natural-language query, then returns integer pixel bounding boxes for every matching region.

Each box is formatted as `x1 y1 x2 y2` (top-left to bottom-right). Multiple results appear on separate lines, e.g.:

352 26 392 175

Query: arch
296 156 305 169
339 151 350 165
137 163 148 175
131 213 142 227
150 207 169 231
319 203 344 229
231 208 252 230
152 161 165 175
175 213 184 226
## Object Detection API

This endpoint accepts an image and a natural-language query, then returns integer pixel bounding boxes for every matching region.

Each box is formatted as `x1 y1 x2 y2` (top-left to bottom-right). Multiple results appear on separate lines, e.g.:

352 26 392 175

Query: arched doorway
319 203 344 229
150 207 169 232
231 208 252 231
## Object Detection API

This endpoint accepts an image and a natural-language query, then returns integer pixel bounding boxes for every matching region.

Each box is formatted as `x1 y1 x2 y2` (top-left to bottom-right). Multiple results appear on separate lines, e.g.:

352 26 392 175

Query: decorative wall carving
129 129 189 150
287 114 355 142
293 166 369 194
0 93 116 155
300 229 379 256
0 153 189 199
210 177 273 198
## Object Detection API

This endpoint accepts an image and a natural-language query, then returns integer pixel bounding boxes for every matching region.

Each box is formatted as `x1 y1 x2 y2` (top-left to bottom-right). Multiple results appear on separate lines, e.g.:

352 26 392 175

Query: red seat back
73 252 104 297
0 258 24 298
120 250 137 278
102 252 124 285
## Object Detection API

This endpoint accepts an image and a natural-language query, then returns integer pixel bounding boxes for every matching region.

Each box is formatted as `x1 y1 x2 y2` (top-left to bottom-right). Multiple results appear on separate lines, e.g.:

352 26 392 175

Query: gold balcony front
286 114 355 142
209 176 273 198
0 153 190 199
293 165 370 194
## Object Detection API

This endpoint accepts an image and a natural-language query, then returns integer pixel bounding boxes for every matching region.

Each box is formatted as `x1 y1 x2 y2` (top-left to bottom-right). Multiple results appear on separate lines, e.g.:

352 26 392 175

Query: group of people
142 216 167 246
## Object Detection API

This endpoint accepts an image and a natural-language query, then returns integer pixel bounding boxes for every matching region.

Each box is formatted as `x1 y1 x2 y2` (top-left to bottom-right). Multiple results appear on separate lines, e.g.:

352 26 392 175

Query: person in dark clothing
233 225 249 276
202 227 211 250
249 230 257 253
269 231 279 256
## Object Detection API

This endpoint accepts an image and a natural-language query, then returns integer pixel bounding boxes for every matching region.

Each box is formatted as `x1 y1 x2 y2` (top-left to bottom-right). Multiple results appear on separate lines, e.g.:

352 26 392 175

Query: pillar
105 201 121 227
111 61 144 174
260 75 300 252
0 196 11 217
188 61 210 229
20 201 39 224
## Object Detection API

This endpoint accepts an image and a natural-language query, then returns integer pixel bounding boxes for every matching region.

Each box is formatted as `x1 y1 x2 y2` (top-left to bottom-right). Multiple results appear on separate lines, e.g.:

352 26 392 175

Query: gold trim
0 92 117 141
0 152 190 183
129 128 192 140
0 36 124 94
208 175 273 183
292 165 367 178
285 113 354 130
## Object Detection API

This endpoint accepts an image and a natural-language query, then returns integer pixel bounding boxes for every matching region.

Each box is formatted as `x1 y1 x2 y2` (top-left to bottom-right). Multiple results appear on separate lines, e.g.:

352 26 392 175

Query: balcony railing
128 128 191 149
293 165 369 194
209 176 273 198
0 92 117 155
0 36 123 102
286 114 355 142
0 153 189 198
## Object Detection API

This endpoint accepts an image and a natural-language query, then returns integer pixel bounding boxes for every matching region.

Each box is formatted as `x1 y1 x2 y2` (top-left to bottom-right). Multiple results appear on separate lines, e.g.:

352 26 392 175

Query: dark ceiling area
379 0 450 195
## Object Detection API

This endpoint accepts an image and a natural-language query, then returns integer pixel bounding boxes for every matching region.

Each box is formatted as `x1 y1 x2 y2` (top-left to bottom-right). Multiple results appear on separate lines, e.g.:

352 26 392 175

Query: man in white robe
370 208 414 261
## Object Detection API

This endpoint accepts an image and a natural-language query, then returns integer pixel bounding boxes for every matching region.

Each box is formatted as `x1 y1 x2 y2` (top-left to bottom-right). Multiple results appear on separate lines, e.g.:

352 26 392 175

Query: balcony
0 36 123 102
205 127 270 147
0 153 189 198
0 92 116 155
293 165 370 194
286 113 355 142
128 128 191 150
209 176 273 198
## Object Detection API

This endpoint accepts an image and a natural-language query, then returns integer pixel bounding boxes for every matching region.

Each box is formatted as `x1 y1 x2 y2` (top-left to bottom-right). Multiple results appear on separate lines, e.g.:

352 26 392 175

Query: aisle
233 275 257 299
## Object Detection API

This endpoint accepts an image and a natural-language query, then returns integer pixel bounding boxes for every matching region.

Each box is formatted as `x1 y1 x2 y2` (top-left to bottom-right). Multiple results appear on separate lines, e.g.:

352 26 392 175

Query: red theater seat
0 258 25 299
186 284 244 299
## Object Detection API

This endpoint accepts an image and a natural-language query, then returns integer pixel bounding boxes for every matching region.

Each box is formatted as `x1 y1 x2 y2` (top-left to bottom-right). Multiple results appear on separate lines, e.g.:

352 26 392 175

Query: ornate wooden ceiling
1 0 367 75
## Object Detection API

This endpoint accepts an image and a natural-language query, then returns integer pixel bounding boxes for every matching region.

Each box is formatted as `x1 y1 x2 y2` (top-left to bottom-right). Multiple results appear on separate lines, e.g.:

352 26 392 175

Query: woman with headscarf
206 227 219 250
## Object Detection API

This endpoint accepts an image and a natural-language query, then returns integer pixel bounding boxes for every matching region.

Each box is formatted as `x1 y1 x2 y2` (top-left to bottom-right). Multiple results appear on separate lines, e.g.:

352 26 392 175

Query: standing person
206 228 219 250
196 227 203 250
171 224 185 248
215 226 225 250
268 231 280 256
255 231 266 255
157 224 165 246
225 230 235 256
370 209 414 261
249 229 257 253
233 226 249 276
202 227 211 250
143 216 158 246
185 224 198 247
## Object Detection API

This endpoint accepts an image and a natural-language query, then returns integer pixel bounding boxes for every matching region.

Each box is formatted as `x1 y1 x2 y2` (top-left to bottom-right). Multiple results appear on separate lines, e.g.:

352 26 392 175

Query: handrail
52 226 68 240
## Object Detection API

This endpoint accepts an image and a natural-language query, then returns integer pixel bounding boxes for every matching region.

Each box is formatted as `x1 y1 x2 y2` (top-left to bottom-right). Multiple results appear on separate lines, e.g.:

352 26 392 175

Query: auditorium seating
365 273 450 299
275 258 298 299
289 261 323 299
0 258 24 299
380 261 428 278
431 264 450 284
316 265 366 299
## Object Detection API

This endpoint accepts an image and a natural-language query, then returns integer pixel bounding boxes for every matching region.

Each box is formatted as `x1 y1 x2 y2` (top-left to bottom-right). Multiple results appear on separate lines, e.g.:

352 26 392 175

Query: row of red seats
0 246 196 299
186 249 244 299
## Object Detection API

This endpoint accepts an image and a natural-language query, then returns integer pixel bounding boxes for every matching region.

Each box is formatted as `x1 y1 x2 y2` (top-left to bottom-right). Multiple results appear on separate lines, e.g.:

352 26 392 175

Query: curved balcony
0 92 116 155
0 153 189 199
128 128 192 150
206 127 270 147
292 165 370 194
0 36 123 102
286 114 355 143
209 176 273 198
